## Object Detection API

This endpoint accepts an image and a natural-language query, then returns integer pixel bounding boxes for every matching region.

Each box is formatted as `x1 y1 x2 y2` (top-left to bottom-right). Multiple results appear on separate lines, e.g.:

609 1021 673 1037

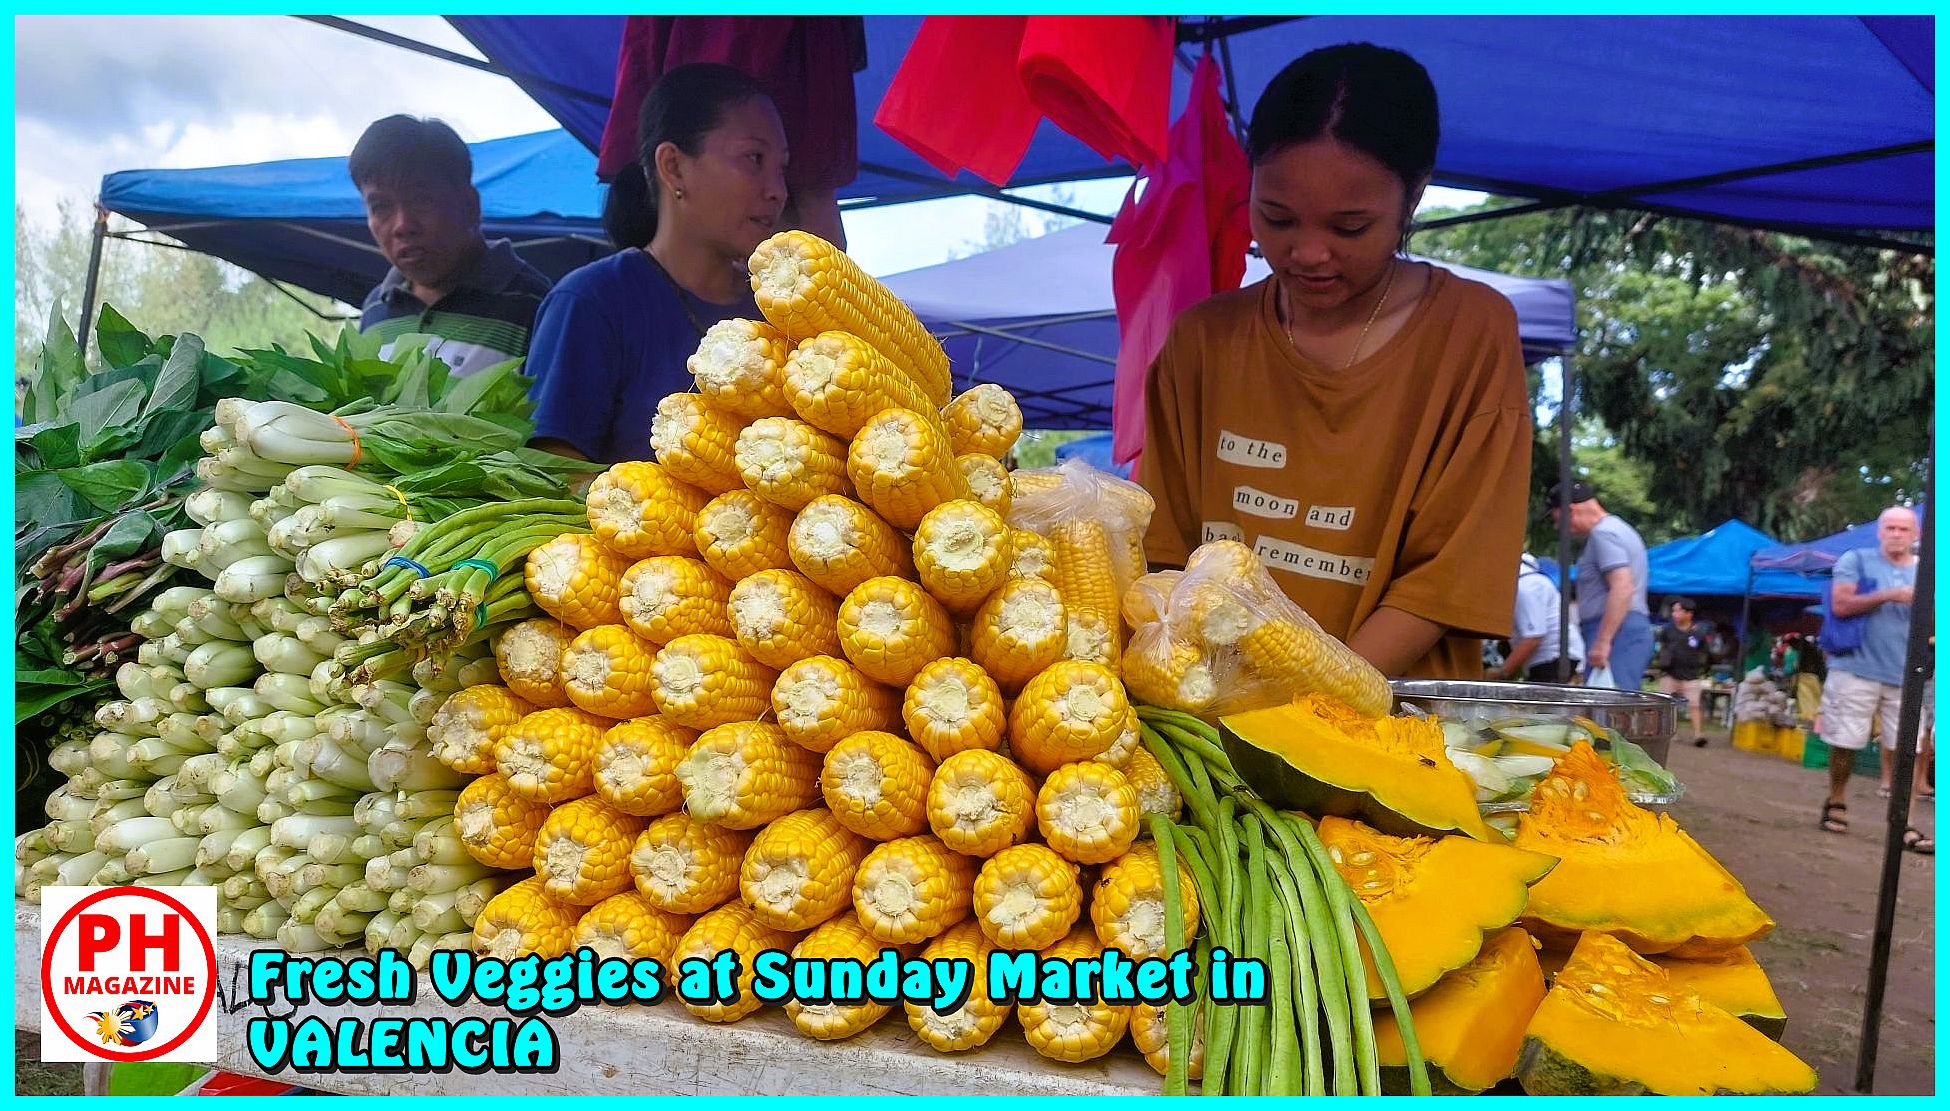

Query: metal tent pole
75 204 109 363
1731 565 1756 721
1556 354 1575 681
1854 452 1934 1093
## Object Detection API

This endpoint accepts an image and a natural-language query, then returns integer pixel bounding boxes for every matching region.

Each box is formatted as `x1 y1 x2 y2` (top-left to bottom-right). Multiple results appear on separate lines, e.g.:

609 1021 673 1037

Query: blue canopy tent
879 222 1577 427
97 130 609 310
1644 519 1785 598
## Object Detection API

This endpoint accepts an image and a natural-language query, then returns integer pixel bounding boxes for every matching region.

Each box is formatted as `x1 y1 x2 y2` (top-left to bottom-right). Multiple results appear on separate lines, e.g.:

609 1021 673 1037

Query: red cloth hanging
1108 55 1252 466
874 16 1175 186
598 16 863 194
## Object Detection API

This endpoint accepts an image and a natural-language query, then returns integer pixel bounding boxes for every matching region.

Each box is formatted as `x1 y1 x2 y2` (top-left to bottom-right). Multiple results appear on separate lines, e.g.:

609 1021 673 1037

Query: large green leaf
24 423 81 471
91 509 164 563
15 681 106 722
24 304 85 425
94 305 152 368
14 470 86 531
56 459 152 512
142 330 203 419
71 378 147 454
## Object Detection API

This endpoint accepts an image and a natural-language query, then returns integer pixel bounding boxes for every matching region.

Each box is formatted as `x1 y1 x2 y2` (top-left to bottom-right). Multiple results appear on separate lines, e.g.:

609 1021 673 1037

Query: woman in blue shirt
529 63 789 462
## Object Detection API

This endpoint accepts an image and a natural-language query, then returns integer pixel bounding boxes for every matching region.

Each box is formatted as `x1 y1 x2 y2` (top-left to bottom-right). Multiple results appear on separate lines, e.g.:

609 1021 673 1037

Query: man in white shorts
1817 506 1930 853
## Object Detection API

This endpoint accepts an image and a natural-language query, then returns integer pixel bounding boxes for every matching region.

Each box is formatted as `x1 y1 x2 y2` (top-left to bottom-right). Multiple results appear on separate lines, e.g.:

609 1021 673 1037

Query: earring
674 188 686 201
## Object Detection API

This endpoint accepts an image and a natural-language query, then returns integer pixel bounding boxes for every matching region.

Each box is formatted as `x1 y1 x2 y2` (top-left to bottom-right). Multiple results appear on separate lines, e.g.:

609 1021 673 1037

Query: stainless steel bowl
1389 679 1682 766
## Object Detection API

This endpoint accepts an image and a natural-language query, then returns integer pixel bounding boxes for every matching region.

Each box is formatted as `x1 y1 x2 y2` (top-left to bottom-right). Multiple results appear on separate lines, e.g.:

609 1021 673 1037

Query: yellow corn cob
912 500 1012 615
1092 703 1141 769
1008 661 1132 775
1132 1001 1206 1079
1184 580 1256 646
821 730 935 840
1019 927 1132 1063
1120 746 1182 821
694 490 797 581
524 532 630 630
585 461 708 560
739 807 872 931
1120 640 1219 714
428 684 533 774
533 795 649 906
1008 528 1055 582
1185 538 1260 578
1122 569 1183 628
1063 608 1123 671
749 230 952 405
942 384 1023 460
572 891 691 974
630 813 754 914
727 568 842 669
956 453 1014 517
495 706 609 803
494 618 575 709
787 494 914 596
905 919 1010 1051
618 555 735 645
453 772 550 869
787 915 901 1041
846 407 969 531
1036 760 1141 865
561 624 661 719
688 318 795 420
1090 842 1200 960
649 633 778 730
735 417 853 511
969 578 1068 694
784 330 942 439
1237 617 1395 718
650 392 745 495
927 750 1037 858
972 843 1083 950
593 716 698 817
770 655 904 753
1050 519 1124 626
472 876 581 959
836 576 956 687
852 834 977 945
902 658 1006 761
671 902 803 1022
674 721 822 829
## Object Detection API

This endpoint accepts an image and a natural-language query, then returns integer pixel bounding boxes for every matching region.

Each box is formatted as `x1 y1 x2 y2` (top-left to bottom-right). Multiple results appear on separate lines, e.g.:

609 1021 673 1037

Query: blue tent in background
1749 505 1927 590
1051 431 1134 479
1644 519 1782 597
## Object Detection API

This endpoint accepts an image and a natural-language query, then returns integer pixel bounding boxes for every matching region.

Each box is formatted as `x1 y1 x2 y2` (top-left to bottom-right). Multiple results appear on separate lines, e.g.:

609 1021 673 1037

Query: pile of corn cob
428 230 1205 1070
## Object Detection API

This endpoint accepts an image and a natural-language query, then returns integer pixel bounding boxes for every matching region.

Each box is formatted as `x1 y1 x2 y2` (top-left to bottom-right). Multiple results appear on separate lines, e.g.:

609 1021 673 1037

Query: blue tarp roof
446 14 1932 235
100 130 610 307
1644 519 1784 597
1750 505 1928 585
1051 431 1134 479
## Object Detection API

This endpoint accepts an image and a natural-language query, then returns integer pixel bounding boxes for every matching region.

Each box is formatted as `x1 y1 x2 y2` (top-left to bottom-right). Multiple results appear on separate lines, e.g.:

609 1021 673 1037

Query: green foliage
1416 206 1931 542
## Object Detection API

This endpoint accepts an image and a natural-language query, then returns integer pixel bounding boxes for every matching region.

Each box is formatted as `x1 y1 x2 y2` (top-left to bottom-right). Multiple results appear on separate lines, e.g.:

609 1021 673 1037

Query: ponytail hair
601 62 769 250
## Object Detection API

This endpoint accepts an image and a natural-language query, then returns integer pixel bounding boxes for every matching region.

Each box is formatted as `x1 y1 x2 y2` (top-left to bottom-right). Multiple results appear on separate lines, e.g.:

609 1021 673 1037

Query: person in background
526 64 786 462
352 115 552 376
1496 553 1583 683
1817 505 1930 852
1553 479 1653 691
1656 597 1711 747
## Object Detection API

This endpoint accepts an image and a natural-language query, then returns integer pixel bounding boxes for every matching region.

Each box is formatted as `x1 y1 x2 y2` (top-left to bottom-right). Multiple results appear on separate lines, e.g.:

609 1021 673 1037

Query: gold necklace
1284 258 1399 371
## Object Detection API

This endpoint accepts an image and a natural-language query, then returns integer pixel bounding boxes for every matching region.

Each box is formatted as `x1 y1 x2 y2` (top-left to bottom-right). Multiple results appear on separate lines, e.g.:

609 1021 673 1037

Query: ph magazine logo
40 886 219 1062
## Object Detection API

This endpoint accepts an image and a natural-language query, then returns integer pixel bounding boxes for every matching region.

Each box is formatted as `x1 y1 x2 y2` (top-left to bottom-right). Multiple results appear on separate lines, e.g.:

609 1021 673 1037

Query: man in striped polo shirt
353 115 552 376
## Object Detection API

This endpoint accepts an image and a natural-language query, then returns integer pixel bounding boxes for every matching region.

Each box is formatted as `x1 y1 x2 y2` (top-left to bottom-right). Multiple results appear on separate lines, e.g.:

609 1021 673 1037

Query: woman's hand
1346 606 1446 678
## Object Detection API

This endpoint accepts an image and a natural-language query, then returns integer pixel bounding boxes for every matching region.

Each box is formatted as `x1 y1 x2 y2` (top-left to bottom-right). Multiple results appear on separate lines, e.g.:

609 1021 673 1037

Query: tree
946 184 1084 260
1416 206 1931 542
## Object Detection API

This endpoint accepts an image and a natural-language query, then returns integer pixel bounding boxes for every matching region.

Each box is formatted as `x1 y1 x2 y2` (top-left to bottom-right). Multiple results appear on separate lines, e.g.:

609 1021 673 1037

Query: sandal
1821 802 1849 834
1877 786 1893 799
1903 827 1934 855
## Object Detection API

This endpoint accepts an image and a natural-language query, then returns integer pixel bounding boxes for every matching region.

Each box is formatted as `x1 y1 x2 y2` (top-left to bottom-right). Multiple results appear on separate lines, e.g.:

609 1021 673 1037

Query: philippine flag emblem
85 1001 160 1047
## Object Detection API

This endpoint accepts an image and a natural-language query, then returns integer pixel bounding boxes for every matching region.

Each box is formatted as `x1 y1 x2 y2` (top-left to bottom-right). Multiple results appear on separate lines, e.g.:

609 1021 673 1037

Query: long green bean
1234 817 1271 1096
1265 881 1301 1094
1276 809 1381 1095
1267 863 1326 1095
1348 893 1432 1095
1246 802 1356 1094
1151 814 1194 1096
1165 824 1235 1097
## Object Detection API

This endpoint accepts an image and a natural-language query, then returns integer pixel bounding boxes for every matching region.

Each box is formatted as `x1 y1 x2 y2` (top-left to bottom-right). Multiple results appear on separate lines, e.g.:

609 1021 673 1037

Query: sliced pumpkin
1220 695 1495 841
1374 926 1547 1094
1515 742 1772 956
1318 816 1555 999
1654 947 1788 1040
1516 931 1817 1095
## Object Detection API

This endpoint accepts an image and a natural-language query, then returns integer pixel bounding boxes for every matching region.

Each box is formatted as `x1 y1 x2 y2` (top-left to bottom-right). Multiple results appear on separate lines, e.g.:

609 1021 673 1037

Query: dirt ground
1664 721 1936 1095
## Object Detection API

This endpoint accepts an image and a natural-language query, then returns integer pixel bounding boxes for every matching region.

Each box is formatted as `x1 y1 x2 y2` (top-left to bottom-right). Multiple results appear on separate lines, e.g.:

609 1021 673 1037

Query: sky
13 15 1481 283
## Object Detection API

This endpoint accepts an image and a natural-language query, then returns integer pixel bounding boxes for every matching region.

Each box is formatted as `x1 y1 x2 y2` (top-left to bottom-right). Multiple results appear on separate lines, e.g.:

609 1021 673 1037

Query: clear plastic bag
1118 539 1394 718
1007 457 1155 633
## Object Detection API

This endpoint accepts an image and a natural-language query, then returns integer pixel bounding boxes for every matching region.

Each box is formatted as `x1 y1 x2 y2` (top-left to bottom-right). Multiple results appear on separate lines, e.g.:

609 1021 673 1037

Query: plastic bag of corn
1006 458 1155 641
1119 539 1393 719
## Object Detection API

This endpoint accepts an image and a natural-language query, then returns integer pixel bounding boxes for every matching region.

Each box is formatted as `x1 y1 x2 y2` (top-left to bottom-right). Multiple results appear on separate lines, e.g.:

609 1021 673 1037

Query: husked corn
1120 747 1182 821
495 706 609 803
593 716 698 816
821 730 935 840
836 577 956 687
771 655 903 753
852 835 976 944
1120 640 1218 714
783 330 942 439
1092 704 1141 768
1132 1000 1205 1079
453 772 550 869
650 392 745 494
524 533 630 630
1036 760 1141 865
727 569 842 669
1090 841 1200 959
649 634 777 730
1050 519 1124 627
472 876 580 960
671 903 802 1022
1008 528 1055 582
561 624 661 719
956 453 1014 517
674 721 822 829
688 318 794 420
902 658 1006 761
630 813 753 913
788 495 913 596
735 417 852 511
1018 927 1132 1063
533 795 648 905
788 916 900 1041
585 461 707 560
694 490 796 581
972 844 1082 951
905 919 1010 1051
926 750 1036 859
1008 661 1131 775
846 407 968 531
912 500 1012 614
739 807 872 931
942 384 1022 460
1122 570 1183 628
494 618 575 709
969 578 1067 694
428 685 532 774
619 556 734 644
1238 616 1395 718
573 891 691 974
